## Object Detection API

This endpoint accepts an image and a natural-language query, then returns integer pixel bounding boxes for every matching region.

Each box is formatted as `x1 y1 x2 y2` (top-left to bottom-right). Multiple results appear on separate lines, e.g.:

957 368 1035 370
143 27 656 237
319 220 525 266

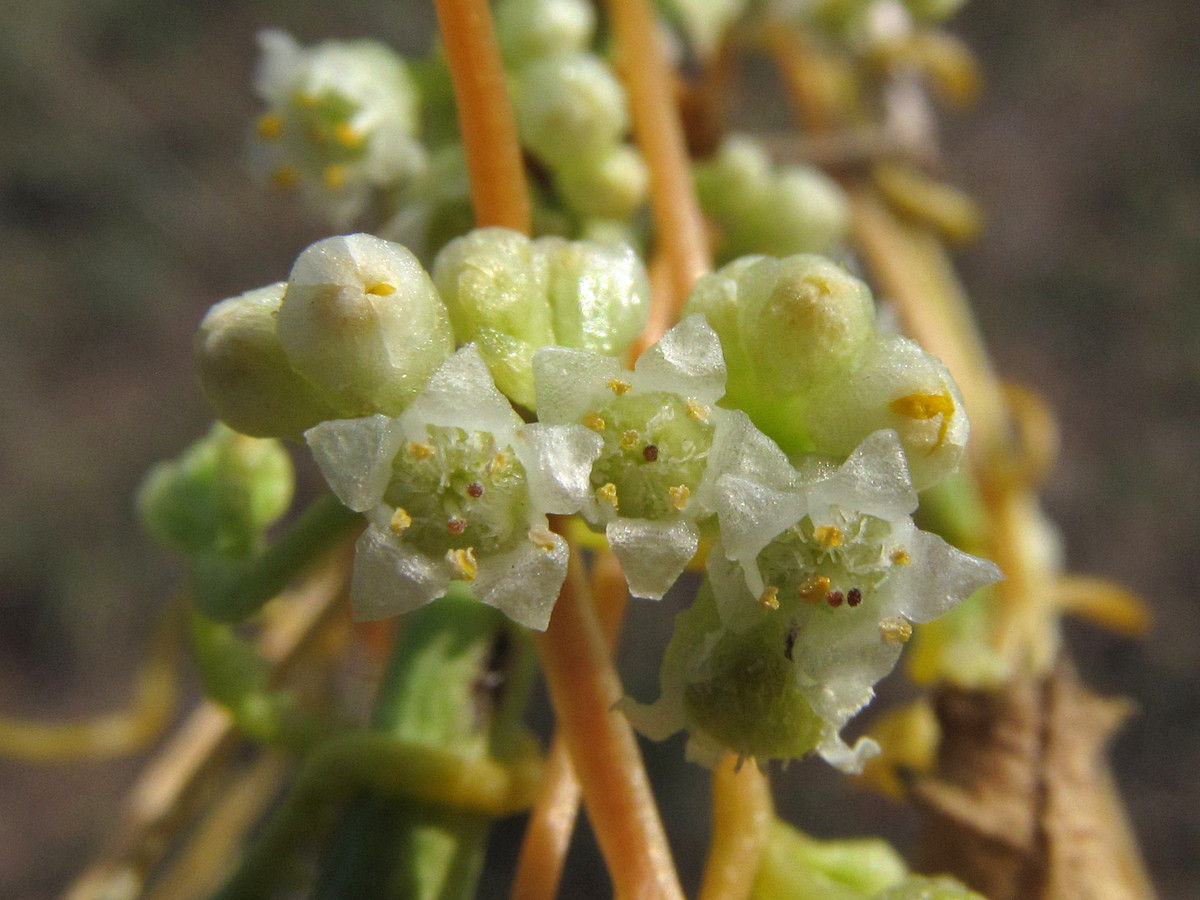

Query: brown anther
814 525 843 548
760 587 780 610
466 482 484 498
447 517 467 535
642 444 659 462
879 617 913 644
798 576 831 602
686 398 709 422
607 378 633 395
890 548 912 565
620 430 641 450
582 411 606 432
826 590 845 608
388 508 413 536
408 441 436 460
668 484 690 510
596 482 619 509
847 587 863 607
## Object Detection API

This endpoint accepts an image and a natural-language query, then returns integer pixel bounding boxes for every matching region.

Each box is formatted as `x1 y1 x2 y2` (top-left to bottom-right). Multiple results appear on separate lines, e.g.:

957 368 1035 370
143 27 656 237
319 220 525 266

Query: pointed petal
632 315 726 403
472 528 569 630
606 518 699 600
350 526 448 620
516 423 603 515
305 415 405 511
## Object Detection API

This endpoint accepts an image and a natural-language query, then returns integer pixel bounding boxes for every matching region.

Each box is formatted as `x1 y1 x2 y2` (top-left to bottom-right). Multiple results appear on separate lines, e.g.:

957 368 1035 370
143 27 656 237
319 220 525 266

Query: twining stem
606 0 712 326
534 538 685 900
699 756 773 900
511 550 628 900
433 0 531 233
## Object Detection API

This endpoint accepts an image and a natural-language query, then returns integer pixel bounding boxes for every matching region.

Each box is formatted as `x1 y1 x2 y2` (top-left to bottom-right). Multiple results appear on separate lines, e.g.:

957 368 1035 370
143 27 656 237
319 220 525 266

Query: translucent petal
350 526 448 620
714 474 806 569
532 345 621 424
706 409 797 495
893 529 1003 623
472 529 569 631
305 415 405 511
516 423 603 515
632 315 726 404
807 429 916 521
403 344 521 438
606 518 699 600
816 727 880 775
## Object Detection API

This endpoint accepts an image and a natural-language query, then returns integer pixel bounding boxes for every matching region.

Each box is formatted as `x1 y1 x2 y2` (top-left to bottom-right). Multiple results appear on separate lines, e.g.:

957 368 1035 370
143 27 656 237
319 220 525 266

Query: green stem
192 493 362 623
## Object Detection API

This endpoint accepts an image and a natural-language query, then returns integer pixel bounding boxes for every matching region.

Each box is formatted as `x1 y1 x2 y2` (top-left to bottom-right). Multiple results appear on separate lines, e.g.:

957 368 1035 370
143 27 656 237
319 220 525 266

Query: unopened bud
495 0 596 65
514 53 629 166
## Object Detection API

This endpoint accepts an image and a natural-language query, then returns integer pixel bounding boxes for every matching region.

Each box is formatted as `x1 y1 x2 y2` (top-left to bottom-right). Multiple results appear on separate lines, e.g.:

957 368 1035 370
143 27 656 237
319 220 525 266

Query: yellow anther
619 429 641 450
814 525 843 549
686 398 709 422
407 441 436 460
269 165 301 191
889 389 956 455
296 93 319 108
798 576 831 603
668 484 690 511
256 112 285 141
366 282 397 296
759 587 780 611
447 547 478 582
334 121 366 149
582 411 606 432
528 527 558 553
596 482 619 509
879 617 913 645
490 450 512 473
389 508 413 536
607 378 633 396
890 547 912 566
322 164 348 190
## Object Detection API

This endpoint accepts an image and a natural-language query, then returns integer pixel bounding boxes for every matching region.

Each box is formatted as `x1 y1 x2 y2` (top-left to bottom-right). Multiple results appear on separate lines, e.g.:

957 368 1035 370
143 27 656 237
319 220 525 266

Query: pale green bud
754 819 909 900
194 283 340 440
540 236 650 356
138 423 293 559
277 234 454 418
496 0 596 65
659 0 750 57
555 144 649 220
514 53 629 166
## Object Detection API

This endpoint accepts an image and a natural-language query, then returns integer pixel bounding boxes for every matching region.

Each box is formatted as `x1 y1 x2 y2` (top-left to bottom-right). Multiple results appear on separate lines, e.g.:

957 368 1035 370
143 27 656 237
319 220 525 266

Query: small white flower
306 345 601 630
534 316 795 600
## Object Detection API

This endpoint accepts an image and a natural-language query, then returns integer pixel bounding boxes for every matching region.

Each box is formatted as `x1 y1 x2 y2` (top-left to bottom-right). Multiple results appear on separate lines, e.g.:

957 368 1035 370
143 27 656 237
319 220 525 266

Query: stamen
447 517 467 535
447 547 478 581
582 411 606 432
322 164 347 190
798 576 831 602
607 378 633 395
847 587 863 607
256 113 285 141
296 93 319 108
490 450 512 473
826 590 845 608
642 444 659 462
334 121 365 149
814 525 843 548
668 484 690 510
596 482 619 509
879 617 913 644
466 482 484 498
528 527 557 552
389 508 413 536
365 282 397 296
685 398 709 422
620 429 641 450
269 165 301 190
408 441 436 460
890 547 912 565
759 587 780 610
889 389 955 454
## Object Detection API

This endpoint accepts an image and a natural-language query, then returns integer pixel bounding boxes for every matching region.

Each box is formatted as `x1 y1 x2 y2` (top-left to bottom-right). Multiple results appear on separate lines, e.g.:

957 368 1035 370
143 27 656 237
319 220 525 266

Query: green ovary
588 391 714 520
384 425 530 558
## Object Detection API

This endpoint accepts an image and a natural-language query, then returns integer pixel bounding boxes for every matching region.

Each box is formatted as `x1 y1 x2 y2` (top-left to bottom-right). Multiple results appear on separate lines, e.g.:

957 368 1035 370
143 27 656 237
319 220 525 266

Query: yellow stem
434 0 531 233
699 756 773 900
534 535 684 900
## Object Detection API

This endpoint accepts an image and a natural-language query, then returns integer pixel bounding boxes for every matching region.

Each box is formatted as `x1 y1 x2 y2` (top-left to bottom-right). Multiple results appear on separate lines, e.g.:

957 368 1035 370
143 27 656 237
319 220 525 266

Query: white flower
533 315 795 600
306 345 601 630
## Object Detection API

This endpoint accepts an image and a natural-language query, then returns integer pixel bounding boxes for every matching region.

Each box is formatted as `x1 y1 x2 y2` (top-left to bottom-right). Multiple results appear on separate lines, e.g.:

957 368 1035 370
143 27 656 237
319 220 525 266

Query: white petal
516 423 604 515
705 409 797 496
404 344 521 437
305 415 405 511
632 315 726 403
714 474 806 569
606 518 699 600
705 546 769 633
893 530 1003 623
471 529 569 630
815 727 880 774
350 526 448 620
809 429 916 521
532 345 621 424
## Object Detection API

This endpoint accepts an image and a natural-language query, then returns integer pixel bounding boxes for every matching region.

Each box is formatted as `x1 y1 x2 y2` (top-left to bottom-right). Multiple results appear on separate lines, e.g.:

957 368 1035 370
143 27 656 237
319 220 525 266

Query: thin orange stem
433 0 531 233
631 251 679 358
606 0 711 329
698 756 773 900
534 537 684 900
512 551 629 900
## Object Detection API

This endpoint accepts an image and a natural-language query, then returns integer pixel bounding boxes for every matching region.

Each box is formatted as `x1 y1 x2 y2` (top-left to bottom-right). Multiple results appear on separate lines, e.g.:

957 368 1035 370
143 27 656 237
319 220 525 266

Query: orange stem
433 0 532 233
606 0 711 329
698 756 773 900
534 537 684 900
512 551 628 900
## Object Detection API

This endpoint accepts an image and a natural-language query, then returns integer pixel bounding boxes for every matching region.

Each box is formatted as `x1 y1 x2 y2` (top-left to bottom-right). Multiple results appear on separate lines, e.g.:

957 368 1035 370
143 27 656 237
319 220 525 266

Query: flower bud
495 0 596 65
195 283 339 440
138 423 293 559
540 237 650 357
277 234 454 418
555 144 649 220
514 53 629 166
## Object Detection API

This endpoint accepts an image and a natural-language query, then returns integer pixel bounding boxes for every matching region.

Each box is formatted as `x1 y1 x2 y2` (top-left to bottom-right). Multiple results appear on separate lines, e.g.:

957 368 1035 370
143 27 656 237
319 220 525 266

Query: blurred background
0 0 1196 897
